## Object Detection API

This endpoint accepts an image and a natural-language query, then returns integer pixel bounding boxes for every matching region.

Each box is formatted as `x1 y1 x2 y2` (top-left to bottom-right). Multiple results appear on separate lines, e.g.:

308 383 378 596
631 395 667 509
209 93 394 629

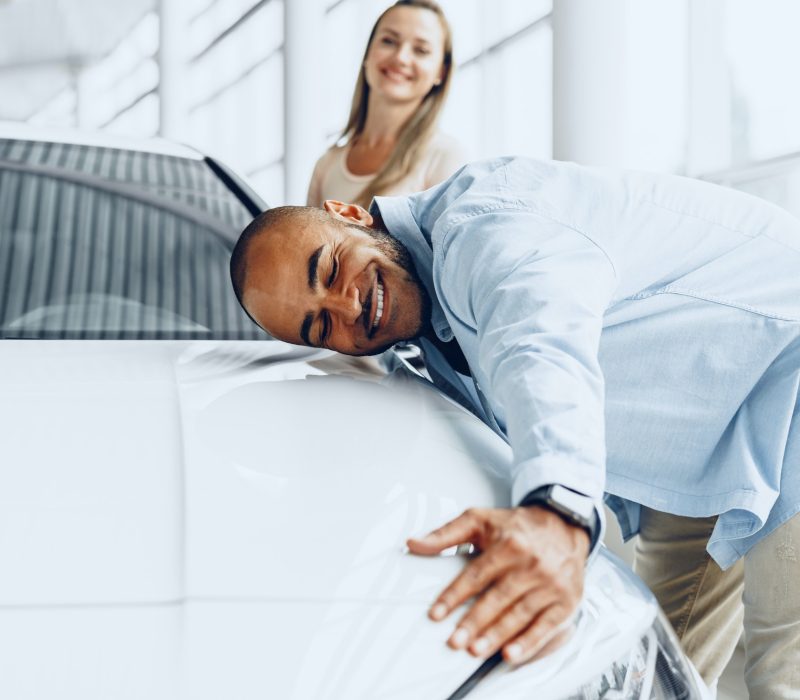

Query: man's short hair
229 205 328 308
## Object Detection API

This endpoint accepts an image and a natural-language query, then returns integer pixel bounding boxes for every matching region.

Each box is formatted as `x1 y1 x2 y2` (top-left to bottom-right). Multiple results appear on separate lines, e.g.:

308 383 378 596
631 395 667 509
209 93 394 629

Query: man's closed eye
327 257 338 287
319 311 331 346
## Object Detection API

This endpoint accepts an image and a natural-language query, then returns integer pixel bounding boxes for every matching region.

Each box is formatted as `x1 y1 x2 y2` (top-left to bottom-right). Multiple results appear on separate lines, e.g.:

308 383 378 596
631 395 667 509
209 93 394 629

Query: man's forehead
241 220 334 342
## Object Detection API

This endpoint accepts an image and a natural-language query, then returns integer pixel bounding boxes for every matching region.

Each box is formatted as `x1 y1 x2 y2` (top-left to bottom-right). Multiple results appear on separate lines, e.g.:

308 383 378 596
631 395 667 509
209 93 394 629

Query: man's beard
343 220 433 351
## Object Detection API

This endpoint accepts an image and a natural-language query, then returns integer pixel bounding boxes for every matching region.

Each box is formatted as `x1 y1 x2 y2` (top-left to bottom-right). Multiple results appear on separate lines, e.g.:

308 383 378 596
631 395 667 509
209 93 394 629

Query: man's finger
465 586 550 657
502 604 575 665
406 508 485 556
453 572 542 653
430 545 512 624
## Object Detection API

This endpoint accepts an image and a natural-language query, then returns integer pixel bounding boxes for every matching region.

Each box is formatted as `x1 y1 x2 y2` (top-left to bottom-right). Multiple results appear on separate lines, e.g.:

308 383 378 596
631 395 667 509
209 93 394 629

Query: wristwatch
519 484 600 550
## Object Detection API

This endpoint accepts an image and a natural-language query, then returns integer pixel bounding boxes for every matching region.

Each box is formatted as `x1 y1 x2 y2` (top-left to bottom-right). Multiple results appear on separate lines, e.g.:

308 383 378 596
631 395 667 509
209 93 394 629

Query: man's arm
410 209 617 662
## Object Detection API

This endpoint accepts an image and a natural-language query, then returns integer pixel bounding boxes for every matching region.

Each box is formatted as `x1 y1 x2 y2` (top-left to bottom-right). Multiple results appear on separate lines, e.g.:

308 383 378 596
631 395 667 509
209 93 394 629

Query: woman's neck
358 95 422 147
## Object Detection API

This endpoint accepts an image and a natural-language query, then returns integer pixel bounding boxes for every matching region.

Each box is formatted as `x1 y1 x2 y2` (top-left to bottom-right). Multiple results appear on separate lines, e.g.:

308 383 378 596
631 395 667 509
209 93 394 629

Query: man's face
242 203 429 356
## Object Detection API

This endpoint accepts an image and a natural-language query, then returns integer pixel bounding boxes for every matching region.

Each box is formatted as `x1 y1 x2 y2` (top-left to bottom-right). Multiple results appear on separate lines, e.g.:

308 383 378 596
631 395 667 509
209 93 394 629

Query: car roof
0 120 202 159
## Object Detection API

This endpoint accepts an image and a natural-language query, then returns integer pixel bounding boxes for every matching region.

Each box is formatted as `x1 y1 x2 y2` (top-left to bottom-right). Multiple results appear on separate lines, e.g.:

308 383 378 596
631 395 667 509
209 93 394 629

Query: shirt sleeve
437 208 618 508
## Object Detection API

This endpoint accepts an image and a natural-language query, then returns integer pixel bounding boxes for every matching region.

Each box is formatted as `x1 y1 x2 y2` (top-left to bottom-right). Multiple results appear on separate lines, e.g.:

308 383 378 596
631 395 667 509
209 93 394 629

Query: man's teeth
372 280 384 330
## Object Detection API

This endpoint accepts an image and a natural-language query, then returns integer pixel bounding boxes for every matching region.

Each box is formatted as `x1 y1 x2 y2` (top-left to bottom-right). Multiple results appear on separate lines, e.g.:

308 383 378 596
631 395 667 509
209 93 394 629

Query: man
230 157 800 698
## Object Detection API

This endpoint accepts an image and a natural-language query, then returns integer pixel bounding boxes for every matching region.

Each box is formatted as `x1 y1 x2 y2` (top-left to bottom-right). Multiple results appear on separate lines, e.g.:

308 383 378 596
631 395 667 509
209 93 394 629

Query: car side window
0 140 265 340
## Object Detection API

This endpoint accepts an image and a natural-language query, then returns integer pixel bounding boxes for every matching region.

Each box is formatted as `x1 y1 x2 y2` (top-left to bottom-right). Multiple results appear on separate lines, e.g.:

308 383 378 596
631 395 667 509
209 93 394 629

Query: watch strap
519 485 600 552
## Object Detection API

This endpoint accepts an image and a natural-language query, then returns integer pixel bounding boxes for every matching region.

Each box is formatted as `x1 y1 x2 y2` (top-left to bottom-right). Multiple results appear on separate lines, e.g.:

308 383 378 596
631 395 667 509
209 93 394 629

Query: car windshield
0 138 265 340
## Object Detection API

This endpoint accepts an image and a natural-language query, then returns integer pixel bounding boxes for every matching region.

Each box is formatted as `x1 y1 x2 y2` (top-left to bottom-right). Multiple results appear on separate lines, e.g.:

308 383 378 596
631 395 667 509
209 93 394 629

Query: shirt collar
370 196 453 342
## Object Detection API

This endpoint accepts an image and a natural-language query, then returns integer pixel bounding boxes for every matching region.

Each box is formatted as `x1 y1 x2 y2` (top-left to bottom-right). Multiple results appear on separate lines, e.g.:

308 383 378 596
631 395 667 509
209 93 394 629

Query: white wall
18 0 800 209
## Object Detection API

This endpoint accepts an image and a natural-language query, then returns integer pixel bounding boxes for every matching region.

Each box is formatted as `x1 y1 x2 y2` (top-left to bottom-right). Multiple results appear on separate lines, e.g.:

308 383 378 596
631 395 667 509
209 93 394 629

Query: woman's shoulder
313 141 348 172
423 131 469 184
428 130 464 155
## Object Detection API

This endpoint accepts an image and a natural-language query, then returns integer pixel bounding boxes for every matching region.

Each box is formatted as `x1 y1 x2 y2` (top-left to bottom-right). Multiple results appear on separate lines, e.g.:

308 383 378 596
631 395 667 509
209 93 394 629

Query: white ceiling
0 0 154 120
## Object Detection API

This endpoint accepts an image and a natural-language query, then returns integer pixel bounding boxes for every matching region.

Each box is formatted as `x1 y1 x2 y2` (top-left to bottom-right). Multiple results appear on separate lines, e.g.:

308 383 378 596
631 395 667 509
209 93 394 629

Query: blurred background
2 0 800 212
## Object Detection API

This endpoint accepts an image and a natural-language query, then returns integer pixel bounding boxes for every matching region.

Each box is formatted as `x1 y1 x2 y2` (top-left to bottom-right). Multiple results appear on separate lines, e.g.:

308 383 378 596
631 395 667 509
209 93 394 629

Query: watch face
551 485 595 522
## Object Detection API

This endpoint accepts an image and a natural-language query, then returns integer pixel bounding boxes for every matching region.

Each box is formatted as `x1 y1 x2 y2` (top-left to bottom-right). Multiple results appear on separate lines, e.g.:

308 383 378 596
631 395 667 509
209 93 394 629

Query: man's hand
406 506 589 664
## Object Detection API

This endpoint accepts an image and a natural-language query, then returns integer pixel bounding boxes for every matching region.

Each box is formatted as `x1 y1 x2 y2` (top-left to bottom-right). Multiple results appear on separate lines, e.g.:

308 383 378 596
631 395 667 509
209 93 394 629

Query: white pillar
284 0 326 205
552 0 628 166
158 0 185 140
553 0 690 173
686 0 731 175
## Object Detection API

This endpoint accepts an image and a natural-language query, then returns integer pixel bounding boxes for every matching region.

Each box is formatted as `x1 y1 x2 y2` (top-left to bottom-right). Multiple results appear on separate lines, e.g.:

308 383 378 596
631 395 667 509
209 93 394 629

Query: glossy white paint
0 339 708 698
0 340 507 697
177 342 510 602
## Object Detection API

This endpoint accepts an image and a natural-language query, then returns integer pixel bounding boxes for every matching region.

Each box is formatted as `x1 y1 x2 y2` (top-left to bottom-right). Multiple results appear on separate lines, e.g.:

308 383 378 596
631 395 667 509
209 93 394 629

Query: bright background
2 0 800 213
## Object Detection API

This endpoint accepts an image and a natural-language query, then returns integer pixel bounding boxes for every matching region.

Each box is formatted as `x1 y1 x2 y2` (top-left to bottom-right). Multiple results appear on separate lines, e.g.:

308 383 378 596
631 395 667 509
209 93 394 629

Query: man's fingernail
471 637 489 655
505 643 523 661
430 603 447 620
449 627 469 648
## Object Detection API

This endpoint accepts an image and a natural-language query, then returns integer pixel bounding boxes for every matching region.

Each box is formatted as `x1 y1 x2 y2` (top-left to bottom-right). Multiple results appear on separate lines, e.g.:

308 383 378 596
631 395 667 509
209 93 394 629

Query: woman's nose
395 42 413 64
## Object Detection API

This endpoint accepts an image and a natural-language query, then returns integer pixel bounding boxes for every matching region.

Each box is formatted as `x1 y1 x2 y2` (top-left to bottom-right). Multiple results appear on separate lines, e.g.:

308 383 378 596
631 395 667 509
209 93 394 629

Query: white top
306 131 466 206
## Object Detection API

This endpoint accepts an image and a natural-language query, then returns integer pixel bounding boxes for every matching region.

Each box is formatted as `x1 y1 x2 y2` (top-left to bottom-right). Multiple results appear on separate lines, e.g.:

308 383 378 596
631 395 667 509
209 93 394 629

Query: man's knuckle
517 595 541 620
464 563 487 587
463 507 484 525
494 577 517 600
505 530 530 555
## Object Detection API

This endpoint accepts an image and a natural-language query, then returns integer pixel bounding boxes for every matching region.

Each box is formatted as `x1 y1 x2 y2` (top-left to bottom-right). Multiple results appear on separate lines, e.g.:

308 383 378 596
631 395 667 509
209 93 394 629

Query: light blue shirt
373 157 800 569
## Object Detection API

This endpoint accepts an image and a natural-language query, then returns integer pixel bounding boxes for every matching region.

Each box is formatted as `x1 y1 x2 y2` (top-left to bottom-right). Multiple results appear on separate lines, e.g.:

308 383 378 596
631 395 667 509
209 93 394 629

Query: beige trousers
633 507 800 699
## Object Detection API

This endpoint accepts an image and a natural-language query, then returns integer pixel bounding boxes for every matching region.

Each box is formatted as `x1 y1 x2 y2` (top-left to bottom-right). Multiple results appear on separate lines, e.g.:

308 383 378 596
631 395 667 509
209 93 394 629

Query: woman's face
364 6 446 106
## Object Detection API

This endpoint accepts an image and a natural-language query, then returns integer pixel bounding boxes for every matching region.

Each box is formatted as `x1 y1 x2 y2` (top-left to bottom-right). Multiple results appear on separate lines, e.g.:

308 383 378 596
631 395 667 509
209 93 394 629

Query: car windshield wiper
444 651 504 699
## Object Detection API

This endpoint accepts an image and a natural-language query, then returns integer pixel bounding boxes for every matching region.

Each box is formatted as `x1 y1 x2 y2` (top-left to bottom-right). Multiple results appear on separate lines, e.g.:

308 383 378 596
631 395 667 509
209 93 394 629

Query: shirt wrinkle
440 202 621 283
376 157 800 570
657 288 800 323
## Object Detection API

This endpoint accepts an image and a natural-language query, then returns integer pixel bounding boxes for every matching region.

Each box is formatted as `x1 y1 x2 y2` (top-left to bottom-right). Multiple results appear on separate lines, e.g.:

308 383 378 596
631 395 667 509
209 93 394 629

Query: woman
307 0 465 208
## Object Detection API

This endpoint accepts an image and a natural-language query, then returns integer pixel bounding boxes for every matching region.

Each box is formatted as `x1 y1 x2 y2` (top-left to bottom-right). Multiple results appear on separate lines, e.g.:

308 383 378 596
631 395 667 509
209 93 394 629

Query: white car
0 124 710 699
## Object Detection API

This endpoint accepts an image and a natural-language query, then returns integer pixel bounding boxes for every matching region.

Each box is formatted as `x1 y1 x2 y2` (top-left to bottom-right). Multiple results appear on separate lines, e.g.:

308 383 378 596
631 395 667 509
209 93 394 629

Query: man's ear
323 200 373 226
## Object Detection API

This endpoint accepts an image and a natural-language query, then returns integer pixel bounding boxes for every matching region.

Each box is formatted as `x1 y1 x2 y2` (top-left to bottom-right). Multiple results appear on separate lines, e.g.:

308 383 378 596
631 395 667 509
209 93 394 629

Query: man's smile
364 271 386 339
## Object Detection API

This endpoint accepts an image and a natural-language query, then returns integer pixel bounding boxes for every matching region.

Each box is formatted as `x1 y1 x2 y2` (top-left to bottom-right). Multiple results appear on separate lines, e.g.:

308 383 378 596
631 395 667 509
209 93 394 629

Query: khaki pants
633 508 800 699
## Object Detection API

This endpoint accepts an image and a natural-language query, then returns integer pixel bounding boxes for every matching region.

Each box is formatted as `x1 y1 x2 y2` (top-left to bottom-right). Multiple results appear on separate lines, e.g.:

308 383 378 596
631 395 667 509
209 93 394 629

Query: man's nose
327 285 362 325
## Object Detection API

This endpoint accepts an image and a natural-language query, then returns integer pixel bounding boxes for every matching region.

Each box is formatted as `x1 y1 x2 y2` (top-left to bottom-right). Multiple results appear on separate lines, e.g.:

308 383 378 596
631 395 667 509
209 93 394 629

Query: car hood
0 340 521 698
1 341 703 699
0 340 510 607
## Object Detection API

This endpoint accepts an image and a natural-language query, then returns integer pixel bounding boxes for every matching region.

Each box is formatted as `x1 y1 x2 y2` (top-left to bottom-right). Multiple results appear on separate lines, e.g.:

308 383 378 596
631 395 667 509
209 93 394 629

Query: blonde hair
341 0 454 208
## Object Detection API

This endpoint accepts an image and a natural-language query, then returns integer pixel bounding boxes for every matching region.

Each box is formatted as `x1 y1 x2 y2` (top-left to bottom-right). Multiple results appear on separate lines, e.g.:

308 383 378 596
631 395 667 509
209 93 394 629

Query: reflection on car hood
0 339 521 698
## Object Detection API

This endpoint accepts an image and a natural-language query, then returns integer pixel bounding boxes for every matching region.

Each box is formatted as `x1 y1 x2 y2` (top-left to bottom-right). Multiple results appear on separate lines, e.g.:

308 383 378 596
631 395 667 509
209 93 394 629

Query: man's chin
351 339 403 357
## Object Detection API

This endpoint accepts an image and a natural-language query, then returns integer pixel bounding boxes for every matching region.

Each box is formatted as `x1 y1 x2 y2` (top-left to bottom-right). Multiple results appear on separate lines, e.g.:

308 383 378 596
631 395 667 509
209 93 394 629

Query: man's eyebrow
300 312 314 346
307 245 325 290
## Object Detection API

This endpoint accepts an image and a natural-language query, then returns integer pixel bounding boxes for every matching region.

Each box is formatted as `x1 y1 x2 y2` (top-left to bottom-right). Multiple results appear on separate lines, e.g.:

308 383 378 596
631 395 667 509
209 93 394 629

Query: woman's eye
380 37 395 46
415 47 430 56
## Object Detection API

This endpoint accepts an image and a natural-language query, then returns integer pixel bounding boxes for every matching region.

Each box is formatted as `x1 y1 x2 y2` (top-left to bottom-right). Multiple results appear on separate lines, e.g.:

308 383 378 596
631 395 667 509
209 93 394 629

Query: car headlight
566 610 704 699
467 548 710 699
